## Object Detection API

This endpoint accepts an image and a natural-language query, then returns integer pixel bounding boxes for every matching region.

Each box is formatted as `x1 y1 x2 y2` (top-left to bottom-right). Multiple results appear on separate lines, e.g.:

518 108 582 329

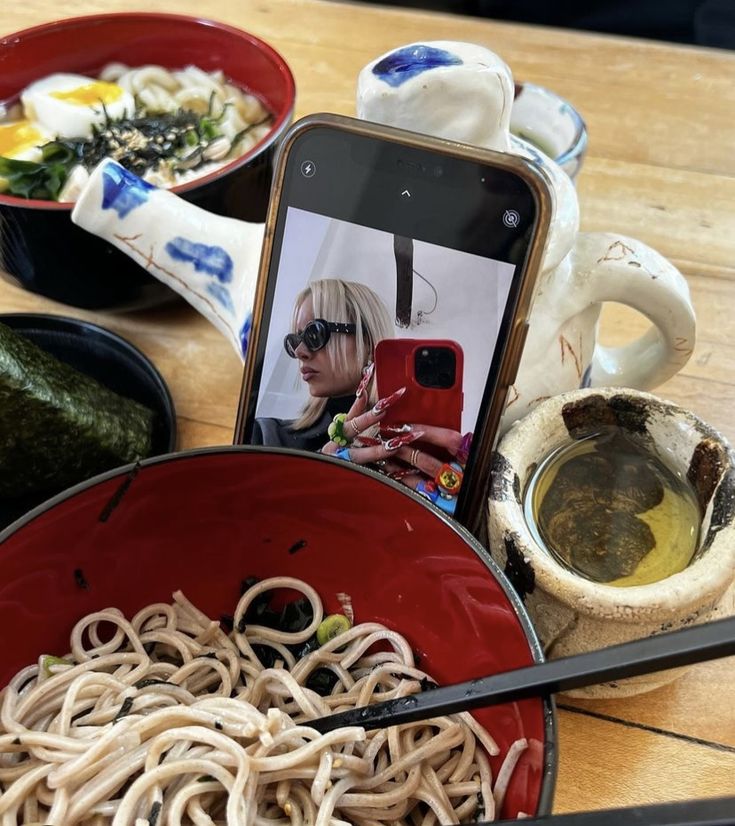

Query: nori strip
0 323 154 497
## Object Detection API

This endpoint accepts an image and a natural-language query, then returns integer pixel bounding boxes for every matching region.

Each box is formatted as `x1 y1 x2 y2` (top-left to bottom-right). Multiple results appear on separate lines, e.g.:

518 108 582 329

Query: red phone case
374 339 464 433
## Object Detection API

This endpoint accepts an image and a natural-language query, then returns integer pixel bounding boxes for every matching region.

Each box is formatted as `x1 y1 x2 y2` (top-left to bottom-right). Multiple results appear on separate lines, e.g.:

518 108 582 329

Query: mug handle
573 232 696 389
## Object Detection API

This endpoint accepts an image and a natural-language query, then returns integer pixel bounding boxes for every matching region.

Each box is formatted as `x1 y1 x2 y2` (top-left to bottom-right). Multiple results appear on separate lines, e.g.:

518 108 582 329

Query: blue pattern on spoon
372 45 462 88
164 237 234 283
101 163 155 218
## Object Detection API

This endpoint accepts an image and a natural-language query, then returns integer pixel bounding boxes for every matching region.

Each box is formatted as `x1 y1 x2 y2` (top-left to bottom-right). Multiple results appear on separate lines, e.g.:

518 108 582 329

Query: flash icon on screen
502 209 520 228
301 160 316 178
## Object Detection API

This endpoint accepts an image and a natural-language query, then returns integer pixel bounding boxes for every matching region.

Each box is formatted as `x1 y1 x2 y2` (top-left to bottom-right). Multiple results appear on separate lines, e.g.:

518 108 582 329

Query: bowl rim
0 11 296 211
0 443 557 815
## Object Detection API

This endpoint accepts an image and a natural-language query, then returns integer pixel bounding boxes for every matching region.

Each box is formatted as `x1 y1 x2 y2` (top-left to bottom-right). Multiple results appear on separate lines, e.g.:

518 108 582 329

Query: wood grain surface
1 0 734 816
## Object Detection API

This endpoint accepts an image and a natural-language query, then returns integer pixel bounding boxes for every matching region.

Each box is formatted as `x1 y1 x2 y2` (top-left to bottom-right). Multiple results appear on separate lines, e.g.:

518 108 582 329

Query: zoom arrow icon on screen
401 189 411 198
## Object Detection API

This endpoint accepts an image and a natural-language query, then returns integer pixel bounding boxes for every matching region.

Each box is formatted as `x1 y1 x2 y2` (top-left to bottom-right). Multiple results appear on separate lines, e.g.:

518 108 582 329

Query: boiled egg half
0 120 53 162
21 74 135 139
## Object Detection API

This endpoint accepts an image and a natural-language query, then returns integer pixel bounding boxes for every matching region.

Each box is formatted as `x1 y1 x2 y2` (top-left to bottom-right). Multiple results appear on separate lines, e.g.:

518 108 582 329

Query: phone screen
237 120 544 526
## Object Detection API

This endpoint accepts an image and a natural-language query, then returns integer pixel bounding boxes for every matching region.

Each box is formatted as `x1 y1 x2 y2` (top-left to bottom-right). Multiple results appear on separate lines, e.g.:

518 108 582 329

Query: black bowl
0 313 176 527
0 12 295 310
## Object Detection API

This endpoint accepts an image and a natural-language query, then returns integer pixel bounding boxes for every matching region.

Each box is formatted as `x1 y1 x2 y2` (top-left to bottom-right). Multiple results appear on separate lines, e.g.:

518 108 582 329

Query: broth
524 428 701 587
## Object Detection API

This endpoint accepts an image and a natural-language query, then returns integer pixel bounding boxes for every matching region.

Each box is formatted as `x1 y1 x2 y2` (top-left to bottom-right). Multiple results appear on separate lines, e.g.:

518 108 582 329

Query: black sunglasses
284 318 356 358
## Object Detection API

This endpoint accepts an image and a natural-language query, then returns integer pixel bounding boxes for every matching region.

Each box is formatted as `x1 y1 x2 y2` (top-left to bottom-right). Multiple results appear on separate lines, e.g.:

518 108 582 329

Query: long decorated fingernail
388 468 417 481
457 432 473 465
355 436 382 447
384 430 424 451
372 386 406 415
355 361 375 398
381 423 413 434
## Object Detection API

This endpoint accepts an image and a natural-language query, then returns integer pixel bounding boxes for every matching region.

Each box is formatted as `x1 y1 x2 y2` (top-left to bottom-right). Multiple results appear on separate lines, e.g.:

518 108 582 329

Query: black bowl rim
0 443 557 815
0 311 177 454
0 11 296 211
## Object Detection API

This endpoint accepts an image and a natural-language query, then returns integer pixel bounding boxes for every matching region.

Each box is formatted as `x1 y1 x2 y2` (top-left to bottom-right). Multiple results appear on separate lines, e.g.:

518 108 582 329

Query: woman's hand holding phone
320 365 472 511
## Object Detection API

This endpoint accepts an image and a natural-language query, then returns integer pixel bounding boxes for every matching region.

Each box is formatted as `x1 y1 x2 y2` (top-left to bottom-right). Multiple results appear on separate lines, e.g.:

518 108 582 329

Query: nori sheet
0 322 154 498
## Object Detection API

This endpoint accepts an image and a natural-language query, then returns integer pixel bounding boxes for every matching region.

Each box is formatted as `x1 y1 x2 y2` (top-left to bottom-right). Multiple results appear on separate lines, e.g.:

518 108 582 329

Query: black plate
0 313 176 528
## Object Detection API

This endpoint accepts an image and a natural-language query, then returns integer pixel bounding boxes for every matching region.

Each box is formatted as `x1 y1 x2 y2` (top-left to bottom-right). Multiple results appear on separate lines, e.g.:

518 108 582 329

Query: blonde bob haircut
291 278 393 430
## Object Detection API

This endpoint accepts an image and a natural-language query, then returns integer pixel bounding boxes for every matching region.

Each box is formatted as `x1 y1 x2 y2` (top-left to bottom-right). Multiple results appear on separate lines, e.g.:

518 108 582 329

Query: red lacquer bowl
0 13 295 309
0 447 555 818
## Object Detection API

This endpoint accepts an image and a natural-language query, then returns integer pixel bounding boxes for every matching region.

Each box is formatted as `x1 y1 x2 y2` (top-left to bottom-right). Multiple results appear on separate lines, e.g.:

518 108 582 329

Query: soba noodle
0 577 527 825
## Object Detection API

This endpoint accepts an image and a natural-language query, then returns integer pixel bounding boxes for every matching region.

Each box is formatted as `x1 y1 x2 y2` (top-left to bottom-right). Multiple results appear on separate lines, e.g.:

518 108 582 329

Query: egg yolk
50 81 124 107
0 121 44 158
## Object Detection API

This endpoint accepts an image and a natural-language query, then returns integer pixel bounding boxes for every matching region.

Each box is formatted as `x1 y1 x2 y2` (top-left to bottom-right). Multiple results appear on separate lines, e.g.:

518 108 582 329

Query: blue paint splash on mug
164 237 234 283
101 163 155 218
372 45 462 88
239 316 252 358
206 281 235 315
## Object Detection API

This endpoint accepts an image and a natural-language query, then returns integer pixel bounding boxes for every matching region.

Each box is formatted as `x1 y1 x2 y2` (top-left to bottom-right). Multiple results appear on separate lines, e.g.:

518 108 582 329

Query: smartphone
234 114 552 535
375 339 464 433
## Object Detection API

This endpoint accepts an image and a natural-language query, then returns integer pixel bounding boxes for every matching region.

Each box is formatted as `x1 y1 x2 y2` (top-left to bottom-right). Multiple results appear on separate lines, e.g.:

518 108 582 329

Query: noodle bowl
0 14 295 309
0 447 553 818
0 577 527 825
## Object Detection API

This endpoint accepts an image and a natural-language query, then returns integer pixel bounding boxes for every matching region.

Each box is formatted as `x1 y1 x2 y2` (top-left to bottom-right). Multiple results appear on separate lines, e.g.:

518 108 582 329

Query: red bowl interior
0 447 553 818
0 12 295 208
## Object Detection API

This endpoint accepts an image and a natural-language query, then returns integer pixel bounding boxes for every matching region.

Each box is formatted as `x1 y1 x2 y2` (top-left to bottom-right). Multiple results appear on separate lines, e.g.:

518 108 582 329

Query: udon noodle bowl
0 577 528 825
0 64 273 202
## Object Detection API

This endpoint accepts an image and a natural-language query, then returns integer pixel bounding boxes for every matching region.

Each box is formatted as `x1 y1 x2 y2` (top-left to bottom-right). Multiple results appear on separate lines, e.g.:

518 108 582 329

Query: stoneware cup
487 387 735 698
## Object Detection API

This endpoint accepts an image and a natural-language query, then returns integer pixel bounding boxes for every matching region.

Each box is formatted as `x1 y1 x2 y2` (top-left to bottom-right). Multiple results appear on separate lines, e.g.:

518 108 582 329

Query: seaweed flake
99 461 141 523
220 614 234 632
288 539 308 554
74 568 90 590
148 800 162 826
134 679 170 689
113 696 134 723
241 576 259 596
306 668 340 697
214 720 224 731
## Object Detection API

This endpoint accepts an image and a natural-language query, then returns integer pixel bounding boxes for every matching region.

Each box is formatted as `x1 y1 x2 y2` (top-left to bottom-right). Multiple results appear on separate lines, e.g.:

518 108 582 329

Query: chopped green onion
41 655 72 677
316 614 352 646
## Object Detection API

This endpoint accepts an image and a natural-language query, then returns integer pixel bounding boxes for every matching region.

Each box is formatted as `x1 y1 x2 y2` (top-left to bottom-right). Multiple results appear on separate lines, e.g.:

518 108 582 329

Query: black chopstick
309 615 735 733
483 795 735 825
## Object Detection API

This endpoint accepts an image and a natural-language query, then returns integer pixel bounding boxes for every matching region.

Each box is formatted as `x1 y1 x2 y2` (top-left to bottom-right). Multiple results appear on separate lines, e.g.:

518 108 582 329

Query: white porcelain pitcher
357 41 695 431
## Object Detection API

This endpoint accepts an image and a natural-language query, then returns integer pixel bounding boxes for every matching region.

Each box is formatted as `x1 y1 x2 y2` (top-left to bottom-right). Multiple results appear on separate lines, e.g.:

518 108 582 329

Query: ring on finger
348 418 361 437
328 413 351 446
435 462 464 495
410 448 421 467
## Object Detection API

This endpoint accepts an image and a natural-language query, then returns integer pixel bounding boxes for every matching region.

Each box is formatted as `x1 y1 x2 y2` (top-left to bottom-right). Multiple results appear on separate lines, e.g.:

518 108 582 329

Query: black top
251 395 355 452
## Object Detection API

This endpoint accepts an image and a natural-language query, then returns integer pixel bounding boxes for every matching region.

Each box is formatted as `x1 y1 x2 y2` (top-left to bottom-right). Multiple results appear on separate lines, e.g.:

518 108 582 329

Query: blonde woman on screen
253 277 470 511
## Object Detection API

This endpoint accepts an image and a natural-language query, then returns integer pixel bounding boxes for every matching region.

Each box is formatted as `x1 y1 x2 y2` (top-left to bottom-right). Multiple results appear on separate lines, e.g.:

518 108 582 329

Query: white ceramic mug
488 387 735 697
356 41 696 433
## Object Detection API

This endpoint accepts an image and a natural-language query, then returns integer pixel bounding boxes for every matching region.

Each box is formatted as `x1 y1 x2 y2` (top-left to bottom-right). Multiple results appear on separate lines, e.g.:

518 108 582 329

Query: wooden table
2 0 735 816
